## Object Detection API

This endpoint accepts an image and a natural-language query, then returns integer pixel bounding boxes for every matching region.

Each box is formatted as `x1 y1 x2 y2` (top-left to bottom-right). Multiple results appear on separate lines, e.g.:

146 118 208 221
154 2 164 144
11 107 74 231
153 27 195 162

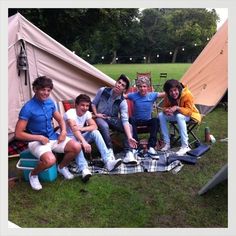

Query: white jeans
28 136 71 158
159 112 190 147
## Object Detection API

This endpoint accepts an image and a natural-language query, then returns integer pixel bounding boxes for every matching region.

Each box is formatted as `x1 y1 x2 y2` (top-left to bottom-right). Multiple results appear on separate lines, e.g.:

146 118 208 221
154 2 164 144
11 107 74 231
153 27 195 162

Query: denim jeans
95 117 131 152
158 111 190 147
70 130 109 171
129 117 159 148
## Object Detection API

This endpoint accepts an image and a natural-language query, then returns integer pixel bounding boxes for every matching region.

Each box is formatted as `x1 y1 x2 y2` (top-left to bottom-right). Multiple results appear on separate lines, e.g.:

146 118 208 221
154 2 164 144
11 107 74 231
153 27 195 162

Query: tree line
9 8 219 64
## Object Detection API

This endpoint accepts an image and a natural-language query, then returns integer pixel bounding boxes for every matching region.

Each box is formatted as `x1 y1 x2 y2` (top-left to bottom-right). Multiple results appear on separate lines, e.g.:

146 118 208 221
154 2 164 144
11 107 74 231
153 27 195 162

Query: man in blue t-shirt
15 76 81 191
126 77 165 156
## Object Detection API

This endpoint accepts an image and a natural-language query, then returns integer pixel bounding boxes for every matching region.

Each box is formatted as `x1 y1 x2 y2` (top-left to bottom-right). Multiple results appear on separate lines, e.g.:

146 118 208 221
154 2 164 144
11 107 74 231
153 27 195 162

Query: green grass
94 63 191 84
8 64 227 228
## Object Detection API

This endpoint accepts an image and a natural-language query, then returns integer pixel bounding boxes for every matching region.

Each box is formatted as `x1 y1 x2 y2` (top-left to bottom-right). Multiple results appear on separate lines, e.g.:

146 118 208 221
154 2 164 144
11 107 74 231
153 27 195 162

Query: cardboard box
17 150 57 182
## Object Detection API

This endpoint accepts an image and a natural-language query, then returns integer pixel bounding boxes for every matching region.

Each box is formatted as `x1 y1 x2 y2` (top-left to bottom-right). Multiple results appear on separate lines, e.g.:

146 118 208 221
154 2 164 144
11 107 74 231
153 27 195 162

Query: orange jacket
162 85 202 123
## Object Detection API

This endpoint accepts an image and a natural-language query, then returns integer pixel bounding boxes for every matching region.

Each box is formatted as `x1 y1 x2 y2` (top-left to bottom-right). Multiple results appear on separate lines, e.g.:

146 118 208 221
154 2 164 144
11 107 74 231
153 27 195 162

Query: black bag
186 143 210 157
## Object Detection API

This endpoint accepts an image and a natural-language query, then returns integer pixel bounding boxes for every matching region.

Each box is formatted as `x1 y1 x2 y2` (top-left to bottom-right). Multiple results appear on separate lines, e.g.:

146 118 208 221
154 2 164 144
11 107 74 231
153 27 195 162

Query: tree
164 8 218 63
139 9 168 63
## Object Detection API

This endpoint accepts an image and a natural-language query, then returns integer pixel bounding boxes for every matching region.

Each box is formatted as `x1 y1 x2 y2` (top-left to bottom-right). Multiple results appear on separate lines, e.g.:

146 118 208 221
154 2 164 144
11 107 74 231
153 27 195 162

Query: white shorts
28 136 72 159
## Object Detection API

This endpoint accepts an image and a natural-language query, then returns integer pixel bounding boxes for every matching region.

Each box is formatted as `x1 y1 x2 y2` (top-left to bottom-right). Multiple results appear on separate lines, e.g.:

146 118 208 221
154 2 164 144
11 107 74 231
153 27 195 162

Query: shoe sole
82 174 92 183
123 160 138 165
109 159 122 171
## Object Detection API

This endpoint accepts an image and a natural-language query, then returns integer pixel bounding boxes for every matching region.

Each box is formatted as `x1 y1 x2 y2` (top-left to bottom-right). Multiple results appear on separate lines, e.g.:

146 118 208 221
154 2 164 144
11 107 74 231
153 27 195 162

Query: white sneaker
161 143 171 151
108 148 115 160
29 172 42 191
81 168 92 182
148 147 159 159
123 151 138 164
58 165 74 179
148 147 157 155
176 146 191 156
106 158 122 171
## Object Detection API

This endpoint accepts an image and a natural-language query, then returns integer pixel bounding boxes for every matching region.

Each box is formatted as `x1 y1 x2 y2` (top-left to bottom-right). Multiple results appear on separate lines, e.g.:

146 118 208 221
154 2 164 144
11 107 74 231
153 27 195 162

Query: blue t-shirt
19 96 58 140
127 92 159 120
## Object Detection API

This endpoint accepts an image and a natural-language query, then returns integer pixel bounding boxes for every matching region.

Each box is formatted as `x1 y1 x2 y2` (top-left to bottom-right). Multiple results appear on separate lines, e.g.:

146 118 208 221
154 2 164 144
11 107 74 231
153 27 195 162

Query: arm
157 92 166 98
123 123 138 149
119 100 138 148
91 88 110 119
66 119 91 153
53 111 67 143
15 119 49 144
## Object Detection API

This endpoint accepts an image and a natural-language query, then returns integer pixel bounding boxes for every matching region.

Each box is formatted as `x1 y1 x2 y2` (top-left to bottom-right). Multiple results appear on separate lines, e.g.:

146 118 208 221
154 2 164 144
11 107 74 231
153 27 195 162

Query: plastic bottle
205 127 211 142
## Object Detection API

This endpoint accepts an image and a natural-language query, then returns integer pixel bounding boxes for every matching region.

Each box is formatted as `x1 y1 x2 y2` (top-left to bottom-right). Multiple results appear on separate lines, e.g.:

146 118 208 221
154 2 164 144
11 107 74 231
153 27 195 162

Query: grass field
95 63 191 84
8 63 228 228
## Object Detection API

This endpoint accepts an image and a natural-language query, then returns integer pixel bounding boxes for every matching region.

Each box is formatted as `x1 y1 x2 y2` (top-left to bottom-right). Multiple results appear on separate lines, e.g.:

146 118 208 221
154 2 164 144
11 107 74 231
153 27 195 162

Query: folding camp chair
169 118 201 148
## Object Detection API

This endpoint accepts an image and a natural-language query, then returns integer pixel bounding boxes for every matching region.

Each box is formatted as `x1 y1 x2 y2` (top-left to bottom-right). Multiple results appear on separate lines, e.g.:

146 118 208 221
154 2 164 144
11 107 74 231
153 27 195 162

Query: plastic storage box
16 149 57 182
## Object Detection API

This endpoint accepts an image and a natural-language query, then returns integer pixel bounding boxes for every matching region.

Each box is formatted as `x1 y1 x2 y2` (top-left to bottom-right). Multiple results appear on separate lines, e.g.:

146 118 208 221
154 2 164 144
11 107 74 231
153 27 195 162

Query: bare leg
31 152 56 175
59 140 81 168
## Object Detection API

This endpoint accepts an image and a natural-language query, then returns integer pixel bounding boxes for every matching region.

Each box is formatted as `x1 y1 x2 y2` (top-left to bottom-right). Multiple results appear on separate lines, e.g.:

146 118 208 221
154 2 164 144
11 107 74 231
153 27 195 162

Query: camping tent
181 20 228 116
8 13 115 141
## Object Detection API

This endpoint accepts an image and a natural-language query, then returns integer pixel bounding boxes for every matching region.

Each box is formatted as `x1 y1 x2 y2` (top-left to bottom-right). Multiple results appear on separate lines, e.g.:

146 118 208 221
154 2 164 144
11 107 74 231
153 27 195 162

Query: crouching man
15 76 81 191
64 94 122 182
91 74 138 164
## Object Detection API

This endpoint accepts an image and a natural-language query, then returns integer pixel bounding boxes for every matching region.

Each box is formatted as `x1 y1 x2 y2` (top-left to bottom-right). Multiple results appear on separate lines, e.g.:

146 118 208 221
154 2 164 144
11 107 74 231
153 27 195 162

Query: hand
128 137 138 149
82 142 92 153
170 106 178 113
58 131 66 143
164 108 173 116
96 113 110 119
39 135 49 145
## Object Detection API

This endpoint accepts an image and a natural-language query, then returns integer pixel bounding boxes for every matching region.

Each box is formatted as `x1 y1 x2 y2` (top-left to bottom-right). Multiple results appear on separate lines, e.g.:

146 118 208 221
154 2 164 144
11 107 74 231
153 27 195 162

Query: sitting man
15 76 81 191
64 94 122 181
91 74 138 164
125 76 165 156
159 79 201 155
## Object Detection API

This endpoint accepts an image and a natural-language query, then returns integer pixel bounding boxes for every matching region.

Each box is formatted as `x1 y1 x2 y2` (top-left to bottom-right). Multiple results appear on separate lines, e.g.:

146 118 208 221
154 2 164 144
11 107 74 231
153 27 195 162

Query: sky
214 8 228 29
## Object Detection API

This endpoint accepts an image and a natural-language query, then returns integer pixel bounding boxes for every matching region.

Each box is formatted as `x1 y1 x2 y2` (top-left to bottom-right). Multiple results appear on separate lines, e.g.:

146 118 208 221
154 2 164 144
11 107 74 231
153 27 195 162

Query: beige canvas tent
181 20 228 115
8 13 115 141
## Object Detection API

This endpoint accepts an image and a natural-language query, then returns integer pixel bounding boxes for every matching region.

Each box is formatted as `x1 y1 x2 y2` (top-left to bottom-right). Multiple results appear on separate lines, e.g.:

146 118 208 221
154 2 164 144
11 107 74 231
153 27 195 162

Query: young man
158 79 201 155
91 74 138 164
125 76 165 156
64 94 122 180
15 76 81 191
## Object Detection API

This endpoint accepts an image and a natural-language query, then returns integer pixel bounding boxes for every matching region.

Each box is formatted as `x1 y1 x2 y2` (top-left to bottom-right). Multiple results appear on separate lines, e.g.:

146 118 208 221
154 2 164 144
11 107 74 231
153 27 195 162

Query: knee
176 113 185 121
158 112 165 121
91 129 100 136
67 140 81 154
41 154 56 168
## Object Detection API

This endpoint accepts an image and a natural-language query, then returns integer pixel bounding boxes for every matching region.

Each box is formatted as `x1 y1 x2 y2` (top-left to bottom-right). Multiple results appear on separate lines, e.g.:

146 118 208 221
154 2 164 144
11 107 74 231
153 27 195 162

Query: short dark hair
75 94 91 105
32 76 53 90
117 74 130 90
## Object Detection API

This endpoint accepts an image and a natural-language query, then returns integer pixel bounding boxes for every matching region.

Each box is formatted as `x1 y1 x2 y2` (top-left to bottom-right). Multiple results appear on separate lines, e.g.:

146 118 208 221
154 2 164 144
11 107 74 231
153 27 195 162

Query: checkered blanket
8 140 28 156
68 150 184 176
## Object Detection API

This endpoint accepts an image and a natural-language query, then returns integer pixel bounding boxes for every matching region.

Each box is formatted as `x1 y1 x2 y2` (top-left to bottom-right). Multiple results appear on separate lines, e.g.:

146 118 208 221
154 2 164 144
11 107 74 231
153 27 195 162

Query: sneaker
108 148 115 160
160 143 171 151
123 151 138 164
58 165 74 179
147 147 159 159
106 158 122 171
81 168 92 183
29 172 42 191
176 146 191 156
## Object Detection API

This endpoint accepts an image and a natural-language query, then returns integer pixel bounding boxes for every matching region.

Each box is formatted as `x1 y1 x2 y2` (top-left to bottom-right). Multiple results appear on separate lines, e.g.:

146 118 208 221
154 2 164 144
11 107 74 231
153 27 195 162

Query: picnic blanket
68 150 194 176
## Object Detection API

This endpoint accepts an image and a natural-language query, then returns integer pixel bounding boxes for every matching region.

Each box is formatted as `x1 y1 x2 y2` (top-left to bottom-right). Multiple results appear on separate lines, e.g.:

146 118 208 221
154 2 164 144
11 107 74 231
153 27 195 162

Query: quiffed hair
32 76 53 90
75 94 91 105
136 76 151 87
117 74 130 90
